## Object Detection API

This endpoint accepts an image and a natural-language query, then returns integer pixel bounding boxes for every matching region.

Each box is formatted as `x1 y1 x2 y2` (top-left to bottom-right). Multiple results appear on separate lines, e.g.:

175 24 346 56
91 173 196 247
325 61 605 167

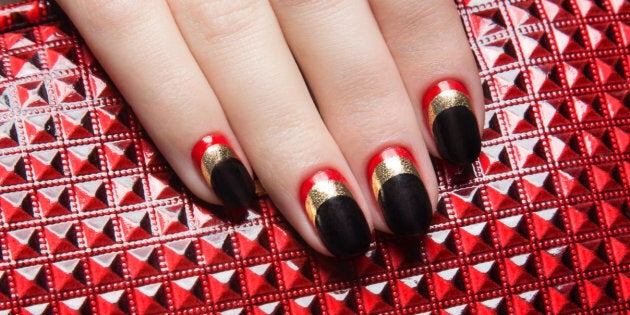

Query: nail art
368 147 432 236
300 169 371 257
192 133 255 207
422 80 481 165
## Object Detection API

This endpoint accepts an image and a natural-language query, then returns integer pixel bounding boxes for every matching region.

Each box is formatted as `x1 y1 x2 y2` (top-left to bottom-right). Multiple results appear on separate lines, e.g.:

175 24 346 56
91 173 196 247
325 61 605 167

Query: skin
54 0 485 256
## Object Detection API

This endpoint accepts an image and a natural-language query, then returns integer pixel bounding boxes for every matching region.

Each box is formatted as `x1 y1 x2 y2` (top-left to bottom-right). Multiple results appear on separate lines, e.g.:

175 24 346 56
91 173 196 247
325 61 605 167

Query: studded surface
0 0 629 314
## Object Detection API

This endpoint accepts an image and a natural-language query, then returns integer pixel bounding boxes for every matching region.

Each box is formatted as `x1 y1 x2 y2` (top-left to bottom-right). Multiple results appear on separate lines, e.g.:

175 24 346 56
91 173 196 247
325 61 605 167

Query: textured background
0 0 629 314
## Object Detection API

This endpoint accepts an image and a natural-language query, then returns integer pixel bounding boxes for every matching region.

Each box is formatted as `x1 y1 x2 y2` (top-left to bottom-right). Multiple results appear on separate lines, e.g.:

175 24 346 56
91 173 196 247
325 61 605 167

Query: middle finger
167 0 373 257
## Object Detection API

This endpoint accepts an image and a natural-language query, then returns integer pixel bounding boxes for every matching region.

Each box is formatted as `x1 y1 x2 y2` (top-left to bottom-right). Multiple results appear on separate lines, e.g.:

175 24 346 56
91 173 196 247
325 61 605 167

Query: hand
56 0 484 258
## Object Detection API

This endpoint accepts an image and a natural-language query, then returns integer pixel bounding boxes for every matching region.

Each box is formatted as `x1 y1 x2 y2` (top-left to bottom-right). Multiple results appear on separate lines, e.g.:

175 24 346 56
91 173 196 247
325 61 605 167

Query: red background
0 0 629 313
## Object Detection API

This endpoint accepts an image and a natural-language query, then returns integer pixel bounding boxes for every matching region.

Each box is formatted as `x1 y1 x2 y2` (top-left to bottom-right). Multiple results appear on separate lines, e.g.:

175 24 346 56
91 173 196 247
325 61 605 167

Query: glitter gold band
304 180 352 223
200 144 235 185
371 157 419 198
428 90 472 128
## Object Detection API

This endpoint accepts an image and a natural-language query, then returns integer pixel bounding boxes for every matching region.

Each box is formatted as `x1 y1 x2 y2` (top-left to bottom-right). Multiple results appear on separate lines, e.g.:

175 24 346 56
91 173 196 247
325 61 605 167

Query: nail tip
217 191 255 208
315 195 372 258
327 239 371 258
378 174 433 236
439 142 481 166
386 212 432 236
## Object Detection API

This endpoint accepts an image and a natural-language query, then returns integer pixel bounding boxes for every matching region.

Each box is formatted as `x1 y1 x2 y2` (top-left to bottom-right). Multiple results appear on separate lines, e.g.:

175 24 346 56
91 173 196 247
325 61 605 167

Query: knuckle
321 71 406 126
272 0 343 10
332 61 398 110
76 0 144 30
182 0 262 41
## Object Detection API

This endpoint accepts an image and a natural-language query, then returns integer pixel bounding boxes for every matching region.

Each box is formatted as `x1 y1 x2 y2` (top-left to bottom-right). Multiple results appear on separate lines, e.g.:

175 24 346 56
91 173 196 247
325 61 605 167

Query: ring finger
270 0 439 235
370 0 485 165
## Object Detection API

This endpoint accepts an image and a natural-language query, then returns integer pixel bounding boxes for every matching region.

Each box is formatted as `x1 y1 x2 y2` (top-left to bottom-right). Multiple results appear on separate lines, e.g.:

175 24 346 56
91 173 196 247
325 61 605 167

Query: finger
55 0 255 207
370 0 484 165
167 0 373 257
270 0 438 236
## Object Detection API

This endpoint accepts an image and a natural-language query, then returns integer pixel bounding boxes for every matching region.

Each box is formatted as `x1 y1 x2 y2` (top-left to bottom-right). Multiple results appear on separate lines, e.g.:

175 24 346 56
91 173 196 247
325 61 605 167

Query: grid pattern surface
0 0 629 314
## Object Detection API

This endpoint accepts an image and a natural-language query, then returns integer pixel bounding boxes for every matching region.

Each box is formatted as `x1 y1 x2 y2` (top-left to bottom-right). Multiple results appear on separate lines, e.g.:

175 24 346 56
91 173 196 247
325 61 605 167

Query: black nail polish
301 169 372 258
423 80 481 165
211 158 255 207
433 106 481 165
315 195 371 257
369 147 432 236
378 173 432 235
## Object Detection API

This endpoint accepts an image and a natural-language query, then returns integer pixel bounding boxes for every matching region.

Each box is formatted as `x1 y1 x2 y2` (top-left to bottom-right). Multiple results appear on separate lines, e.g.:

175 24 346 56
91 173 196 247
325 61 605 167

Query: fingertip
423 79 482 165
367 146 435 237
300 168 373 258
189 132 256 207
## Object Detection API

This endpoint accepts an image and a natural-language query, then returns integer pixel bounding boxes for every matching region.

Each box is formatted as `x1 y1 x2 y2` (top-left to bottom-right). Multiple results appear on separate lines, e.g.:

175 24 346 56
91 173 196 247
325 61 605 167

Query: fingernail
300 169 371 258
423 80 481 165
192 133 255 207
368 147 432 236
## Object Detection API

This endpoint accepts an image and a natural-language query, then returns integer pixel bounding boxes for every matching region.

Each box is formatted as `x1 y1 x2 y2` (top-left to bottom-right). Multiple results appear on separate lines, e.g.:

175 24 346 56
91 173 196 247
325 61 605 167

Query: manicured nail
300 169 371 258
192 133 255 207
368 147 432 236
422 80 481 165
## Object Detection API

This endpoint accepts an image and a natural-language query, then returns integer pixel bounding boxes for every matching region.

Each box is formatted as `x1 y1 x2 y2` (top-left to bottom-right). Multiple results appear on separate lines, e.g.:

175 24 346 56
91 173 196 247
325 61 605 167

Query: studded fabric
0 0 629 314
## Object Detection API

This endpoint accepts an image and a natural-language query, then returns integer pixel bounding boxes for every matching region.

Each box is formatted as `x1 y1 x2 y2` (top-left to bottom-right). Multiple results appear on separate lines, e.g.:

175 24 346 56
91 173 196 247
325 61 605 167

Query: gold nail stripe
428 90 472 127
371 157 419 198
200 144 235 185
304 180 352 223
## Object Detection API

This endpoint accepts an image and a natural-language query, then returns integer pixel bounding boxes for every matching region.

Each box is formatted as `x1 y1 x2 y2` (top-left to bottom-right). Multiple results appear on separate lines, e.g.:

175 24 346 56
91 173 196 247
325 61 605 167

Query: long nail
422 80 481 165
368 147 432 236
300 169 371 257
192 133 255 207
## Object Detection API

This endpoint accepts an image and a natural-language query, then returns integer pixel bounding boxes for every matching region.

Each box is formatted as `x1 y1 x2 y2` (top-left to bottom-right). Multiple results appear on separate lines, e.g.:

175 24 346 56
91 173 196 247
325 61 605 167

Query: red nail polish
300 169 371 257
422 80 481 165
192 133 254 207
422 79 471 128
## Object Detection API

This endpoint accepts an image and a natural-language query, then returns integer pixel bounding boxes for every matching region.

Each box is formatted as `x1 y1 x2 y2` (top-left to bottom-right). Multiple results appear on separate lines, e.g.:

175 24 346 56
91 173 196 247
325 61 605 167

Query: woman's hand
56 0 484 258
